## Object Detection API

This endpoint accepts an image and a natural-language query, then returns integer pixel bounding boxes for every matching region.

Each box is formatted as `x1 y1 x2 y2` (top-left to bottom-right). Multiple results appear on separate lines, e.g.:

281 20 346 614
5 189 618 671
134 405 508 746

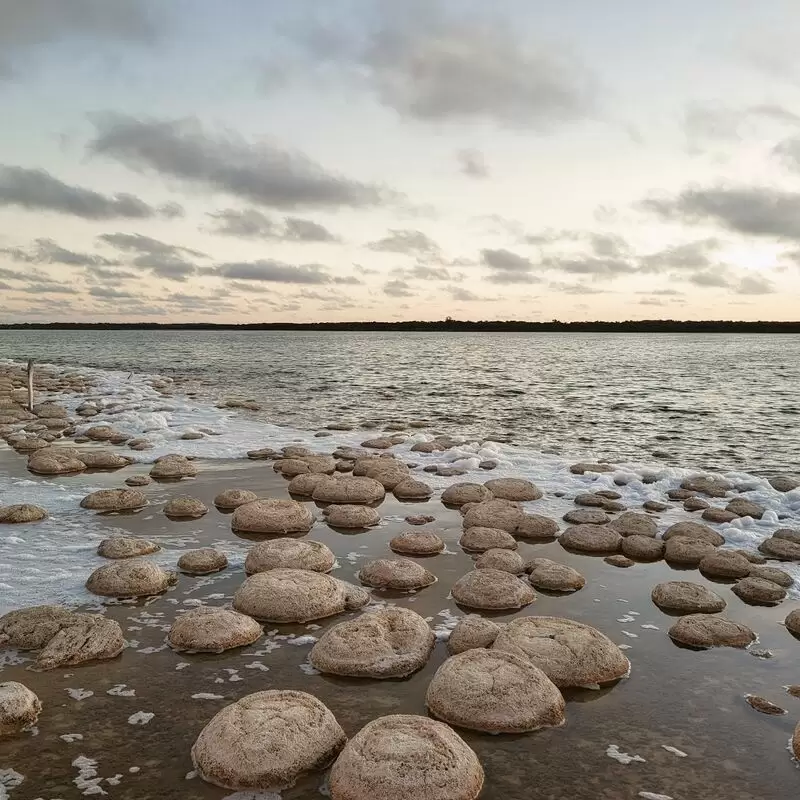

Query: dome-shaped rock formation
484 478 542 502
475 548 524 574
461 500 524 533
36 615 125 670
651 581 726 614
168 607 262 652
447 615 502 655
0 682 41 736
177 548 228 575
245 539 334 574
86 560 177 598
97 536 160 559
459 527 517 553
80 488 147 512
526 560 585 593
164 496 208 519
608 512 658 537
558 524 621 554
389 531 444 556
451 569 535 611
231 499 314 535
323 504 381 529
0 504 47 523
668 614 756 649
312 476 385 505
357 559 436 590
214 488 258 509
442 483 493 507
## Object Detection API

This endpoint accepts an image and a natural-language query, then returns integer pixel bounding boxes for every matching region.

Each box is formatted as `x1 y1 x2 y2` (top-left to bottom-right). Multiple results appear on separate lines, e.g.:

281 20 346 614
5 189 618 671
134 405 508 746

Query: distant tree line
1 319 799 333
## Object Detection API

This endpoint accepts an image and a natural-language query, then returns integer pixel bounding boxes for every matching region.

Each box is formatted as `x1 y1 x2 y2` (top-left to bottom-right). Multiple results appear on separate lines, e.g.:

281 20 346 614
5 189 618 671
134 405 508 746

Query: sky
1 0 800 323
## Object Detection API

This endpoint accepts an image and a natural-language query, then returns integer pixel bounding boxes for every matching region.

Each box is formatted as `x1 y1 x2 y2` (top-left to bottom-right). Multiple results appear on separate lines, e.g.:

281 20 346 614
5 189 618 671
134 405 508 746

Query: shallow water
2 329 799 474
1 463 799 800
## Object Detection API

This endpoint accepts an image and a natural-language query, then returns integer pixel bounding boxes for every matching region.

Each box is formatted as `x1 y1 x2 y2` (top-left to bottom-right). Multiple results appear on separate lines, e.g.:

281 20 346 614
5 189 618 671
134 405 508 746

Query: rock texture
0 682 41 736
97 536 160 559
484 478 542 502
231 499 314 535
459 527 517 553
558 524 621 554
191 690 346 791
475 548 525 574
329 715 484 800
526 559 585 592
447 616 502 655
357 559 436 590
177 548 228 575
699 550 752 579
0 605 76 650
323 504 381 529
245 539 335 574
451 569 535 611
0 504 48 523
36 615 125 669
313 476 386 504
609 512 658 538
310 607 435 678
461 500 524 533
732 577 786 605
168 607 262 652
492 616 630 688
426 649 565 733
390 532 445 556
164 496 208 519
80 488 147 512
651 582 726 614
149 455 197 479
213 488 259 509
621 535 665 561
85 560 177 598
668 614 756 649
441 483 493 507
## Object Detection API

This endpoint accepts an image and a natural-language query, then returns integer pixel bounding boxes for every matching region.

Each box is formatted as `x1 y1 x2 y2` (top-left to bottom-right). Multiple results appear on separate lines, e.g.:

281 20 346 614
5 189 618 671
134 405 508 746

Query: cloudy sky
2 0 800 322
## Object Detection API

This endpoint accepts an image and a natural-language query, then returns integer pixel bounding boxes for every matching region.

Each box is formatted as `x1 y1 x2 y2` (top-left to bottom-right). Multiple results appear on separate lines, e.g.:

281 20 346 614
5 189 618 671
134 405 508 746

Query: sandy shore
1 439 799 799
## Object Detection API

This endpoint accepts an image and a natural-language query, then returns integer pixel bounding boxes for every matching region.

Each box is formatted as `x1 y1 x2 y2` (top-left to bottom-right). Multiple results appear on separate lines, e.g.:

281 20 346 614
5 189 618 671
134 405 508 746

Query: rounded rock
447 615 502 655
651 581 726 614
231 499 314 535
608 512 658 538
329 714 483 800
527 561 585 592
191 690 346 791
312 476 385 505
492 616 631 688
357 559 436 590
80 488 147 512
461 500 524 533
0 682 42 736
0 605 75 650
515 514 559 540
699 550 752 579
149 455 198 479
459 526 517 553
178 548 228 575
214 488 259 509
36 615 125 670
663 522 724 546
664 536 717 567
245 539 334 574
749 565 793 588
622 535 665 561
125 475 152 487
769 475 800 493
441 483 493 507
323 504 381 529
168 607 261 652
668 614 756 649
426 649 564 733
97 536 160 559
563 508 610 525
680 476 732 497
164 496 208 519
393 478 433 501
0 504 47 524
389 531 444 556
484 478 542 502
287 473 329 497
726 497 766 519
475 548 525 574
27 450 86 475
77 450 132 470
784 609 800 637
558 524 621 554
451 569 535 611
732 576 787 606
569 462 615 475
86 560 177 598
605 555 634 568
702 507 738 524
759 536 800 561
310 607 435 678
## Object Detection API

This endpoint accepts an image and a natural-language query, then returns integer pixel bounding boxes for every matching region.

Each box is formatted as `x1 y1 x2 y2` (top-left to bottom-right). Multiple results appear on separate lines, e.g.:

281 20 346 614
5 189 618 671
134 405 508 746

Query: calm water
1 330 798 474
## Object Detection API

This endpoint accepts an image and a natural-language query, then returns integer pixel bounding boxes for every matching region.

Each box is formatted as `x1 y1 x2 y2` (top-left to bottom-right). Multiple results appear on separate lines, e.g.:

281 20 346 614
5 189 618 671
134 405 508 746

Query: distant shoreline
1 320 799 333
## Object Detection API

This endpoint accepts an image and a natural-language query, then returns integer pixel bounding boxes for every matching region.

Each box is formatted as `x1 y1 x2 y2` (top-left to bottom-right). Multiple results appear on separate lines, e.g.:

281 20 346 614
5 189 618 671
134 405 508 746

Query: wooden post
27 359 34 412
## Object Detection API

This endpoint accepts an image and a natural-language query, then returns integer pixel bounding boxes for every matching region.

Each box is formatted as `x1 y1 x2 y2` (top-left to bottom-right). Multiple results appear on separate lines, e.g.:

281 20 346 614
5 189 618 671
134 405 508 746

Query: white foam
606 744 646 764
127 712 154 725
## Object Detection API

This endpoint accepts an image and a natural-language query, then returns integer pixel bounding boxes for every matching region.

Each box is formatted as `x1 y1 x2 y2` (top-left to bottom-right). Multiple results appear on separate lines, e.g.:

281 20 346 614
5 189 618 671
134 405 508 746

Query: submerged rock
745 695 787 716
426 649 564 733
451 569 535 611
312 476 385 504
213 488 258 509
310 607 435 679
164 496 208 519
0 605 76 650
558 524 621 554
459 527 517 553
461 500 524 533
441 483 493 507
0 504 47 523
651 581 726 614
621 534 665 561
125 475 152 487
732 577 786 606
329 715 484 800
36 615 125 670
191 690 346 791
569 462 615 475
699 550 752 579
149 455 198 479
604 555 634 568
390 531 445 555
726 497 766 519
785 609 800 637
485 478 542 502
97 536 160 559
668 614 756 649
609 512 658 538
0 682 41 736
492 616 630 688
448 615 502 655
168 607 262 652
515 514 560 540
323 504 381 529
245 539 335 574
475 548 525 574
177 548 228 575
231 499 314 535
769 475 800 493
357 559 436 590
663 522 724 546
80 488 147 512
526 559 585 592
563 508 610 525
86 560 177 598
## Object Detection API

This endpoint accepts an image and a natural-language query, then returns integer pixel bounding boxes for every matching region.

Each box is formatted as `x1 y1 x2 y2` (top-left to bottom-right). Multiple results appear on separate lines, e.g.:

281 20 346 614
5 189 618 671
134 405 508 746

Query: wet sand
1 447 800 799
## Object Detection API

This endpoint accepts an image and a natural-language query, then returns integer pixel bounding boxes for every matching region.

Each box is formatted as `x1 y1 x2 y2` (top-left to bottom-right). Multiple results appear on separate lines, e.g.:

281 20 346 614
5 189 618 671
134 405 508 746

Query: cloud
98 232 204 282
88 286 138 299
216 260 331 284
541 255 635 278
1 238 119 266
641 184 800 241
0 281 12 290
278 2 594 128
445 286 481 301
639 239 720 272
20 282 79 295
457 149 489 178
207 208 338 242
589 233 631 258
736 275 775 295
481 247 541 284
548 281 606 295
0 165 178 220
393 264 451 281
383 279 414 297
354 264 378 275
89 113 392 209
368 229 440 256
0 0 156 78
687 267 731 288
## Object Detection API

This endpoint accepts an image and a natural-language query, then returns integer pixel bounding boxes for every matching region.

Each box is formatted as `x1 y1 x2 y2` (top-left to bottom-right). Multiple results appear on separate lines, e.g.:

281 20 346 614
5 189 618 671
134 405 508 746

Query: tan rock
287 473 329 497
164 495 208 519
323 504 381 529
621 534 665 560
393 478 433 500
663 522 724 546
0 682 41 736
699 550 752 579
759 536 800 561
769 475 800 492
357 559 436 590
86 560 177 598
441 483 493 507
231 499 313 535
312 476 385 504
191 690 346 791
668 614 756 649
563 508 610 525
364 460 411 490
213 488 258 509
726 497 765 519
527 560 585 592
85 425 120 441
664 536 717 566
485 478 542 502
749 565 793 587
461 499 524 533
514 514 560 540
27 449 86 475
459 526 517 553
492 616 630 688
80 488 147 512
233 569 349 623
329 715 483 800
451 569 535 611
785 609 800 637
125 475 152 487
569 462 615 475
702 507 738 524
680 475 732 497
558 524 621 554
168 607 262 652
390 531 444 555
0 504 47 523
447 615 502 655
77 450 132 469
604 555 634 568
97 536 160 559
245 539 334 574
609 512 658 537
310 607 435 678
684 497 710 512
475 548 525 574
36 615 125 670
745 695 787 715
732 576 786 605
0 605 75 649
426 649 564 733
149 455 198 479
651 581 726 614
178 548 228 575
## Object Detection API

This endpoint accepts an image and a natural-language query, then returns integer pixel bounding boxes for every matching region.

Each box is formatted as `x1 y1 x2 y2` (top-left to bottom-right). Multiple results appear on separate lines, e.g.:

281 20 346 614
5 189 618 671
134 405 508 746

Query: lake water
1 330 798 475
